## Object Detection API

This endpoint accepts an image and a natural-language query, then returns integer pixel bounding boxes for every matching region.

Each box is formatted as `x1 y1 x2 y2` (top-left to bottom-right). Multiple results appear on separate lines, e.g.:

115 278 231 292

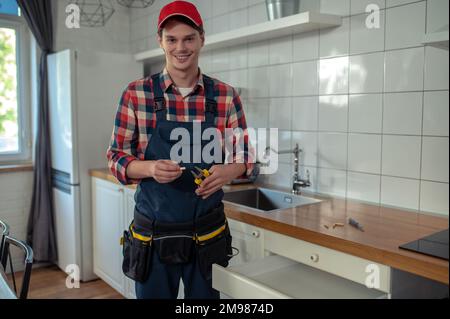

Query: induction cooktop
399 229 449 261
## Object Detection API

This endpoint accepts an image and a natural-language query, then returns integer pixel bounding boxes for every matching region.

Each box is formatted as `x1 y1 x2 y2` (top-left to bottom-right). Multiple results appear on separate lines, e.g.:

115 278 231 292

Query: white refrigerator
47 49 142 281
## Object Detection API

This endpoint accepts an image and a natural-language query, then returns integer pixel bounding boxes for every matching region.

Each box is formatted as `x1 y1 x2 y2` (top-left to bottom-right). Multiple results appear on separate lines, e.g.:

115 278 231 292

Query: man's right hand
149 160 183 184
126 159 182 184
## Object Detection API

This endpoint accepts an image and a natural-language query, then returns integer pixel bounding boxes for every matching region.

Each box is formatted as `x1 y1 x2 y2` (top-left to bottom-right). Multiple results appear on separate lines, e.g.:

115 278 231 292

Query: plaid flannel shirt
107 68 254 185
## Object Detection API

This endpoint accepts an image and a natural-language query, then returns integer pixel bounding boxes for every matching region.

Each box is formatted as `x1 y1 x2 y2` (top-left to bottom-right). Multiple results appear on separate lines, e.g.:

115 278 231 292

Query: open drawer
212 255 388 299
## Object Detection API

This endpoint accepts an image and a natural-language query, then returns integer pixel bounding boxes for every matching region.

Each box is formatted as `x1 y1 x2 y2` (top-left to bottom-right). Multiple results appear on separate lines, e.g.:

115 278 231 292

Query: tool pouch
195 204 233 281
153 220 195 264
121 223 153 283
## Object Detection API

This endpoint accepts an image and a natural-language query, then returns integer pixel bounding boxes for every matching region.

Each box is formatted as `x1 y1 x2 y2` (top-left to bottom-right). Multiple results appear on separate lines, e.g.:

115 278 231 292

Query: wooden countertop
90 168 449 284
0 163 33 174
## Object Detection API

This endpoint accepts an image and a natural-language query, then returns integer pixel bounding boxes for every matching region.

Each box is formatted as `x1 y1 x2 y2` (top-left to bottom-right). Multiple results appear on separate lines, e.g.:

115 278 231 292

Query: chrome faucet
264 143 311 195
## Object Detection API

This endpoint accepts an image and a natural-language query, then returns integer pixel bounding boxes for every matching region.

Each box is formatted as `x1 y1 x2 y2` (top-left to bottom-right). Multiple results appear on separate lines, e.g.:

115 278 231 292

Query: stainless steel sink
223 188 321 213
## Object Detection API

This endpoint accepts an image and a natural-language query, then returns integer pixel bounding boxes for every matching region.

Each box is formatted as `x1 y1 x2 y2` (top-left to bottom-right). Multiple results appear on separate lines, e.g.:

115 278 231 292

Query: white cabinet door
92 178 124 294
227 219 265 267
123 187 137 299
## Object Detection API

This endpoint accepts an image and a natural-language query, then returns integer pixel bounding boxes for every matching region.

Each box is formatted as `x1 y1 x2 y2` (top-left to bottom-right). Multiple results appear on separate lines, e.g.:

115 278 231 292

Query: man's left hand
195 164 246 199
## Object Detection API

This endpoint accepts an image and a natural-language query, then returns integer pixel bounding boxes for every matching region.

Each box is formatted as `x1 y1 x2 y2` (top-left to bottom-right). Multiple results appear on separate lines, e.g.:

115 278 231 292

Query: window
0 0 20 16
0 5 30 163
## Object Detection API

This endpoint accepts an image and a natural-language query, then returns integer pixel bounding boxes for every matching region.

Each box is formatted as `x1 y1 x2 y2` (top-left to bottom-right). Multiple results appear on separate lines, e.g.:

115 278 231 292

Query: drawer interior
213 255 387 299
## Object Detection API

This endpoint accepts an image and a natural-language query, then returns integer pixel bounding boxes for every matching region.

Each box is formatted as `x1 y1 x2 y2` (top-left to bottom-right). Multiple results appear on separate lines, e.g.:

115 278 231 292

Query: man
107 1 253 299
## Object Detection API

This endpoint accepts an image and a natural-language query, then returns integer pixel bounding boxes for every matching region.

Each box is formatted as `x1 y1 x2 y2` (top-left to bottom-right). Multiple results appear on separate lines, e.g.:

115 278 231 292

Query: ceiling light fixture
73 0 115 27
116 0 155 8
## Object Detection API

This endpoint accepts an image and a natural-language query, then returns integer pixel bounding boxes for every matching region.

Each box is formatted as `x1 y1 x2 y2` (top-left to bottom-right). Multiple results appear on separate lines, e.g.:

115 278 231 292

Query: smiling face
158 18 205 74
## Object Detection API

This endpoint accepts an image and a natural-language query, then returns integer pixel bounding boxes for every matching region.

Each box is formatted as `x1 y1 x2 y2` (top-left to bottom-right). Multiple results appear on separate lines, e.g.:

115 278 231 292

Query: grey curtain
17 0 57 263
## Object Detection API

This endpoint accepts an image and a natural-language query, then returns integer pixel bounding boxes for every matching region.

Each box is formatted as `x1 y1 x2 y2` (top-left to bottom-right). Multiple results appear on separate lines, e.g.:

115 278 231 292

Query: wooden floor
8 265 124 299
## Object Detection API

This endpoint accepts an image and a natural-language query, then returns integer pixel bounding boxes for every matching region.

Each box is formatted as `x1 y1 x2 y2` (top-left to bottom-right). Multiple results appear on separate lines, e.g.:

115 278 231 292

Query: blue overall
134 73 224 299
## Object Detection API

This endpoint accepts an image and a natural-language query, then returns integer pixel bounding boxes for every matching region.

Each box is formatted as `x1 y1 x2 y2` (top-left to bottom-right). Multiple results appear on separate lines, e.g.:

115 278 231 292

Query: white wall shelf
134 11 342 63
422 31 449 50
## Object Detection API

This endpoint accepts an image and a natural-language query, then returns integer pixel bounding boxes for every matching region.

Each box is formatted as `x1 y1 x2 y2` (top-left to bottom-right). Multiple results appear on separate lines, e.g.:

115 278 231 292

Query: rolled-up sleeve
106 86 140 185
225 88 255 177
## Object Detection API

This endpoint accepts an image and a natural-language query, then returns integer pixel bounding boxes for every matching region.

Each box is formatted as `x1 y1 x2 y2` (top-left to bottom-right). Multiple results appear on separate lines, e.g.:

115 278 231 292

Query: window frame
0 13 31 164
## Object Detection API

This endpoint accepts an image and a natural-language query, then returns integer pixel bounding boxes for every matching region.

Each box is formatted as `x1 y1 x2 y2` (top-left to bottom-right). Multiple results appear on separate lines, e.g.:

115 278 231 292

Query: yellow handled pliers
190 166 211 186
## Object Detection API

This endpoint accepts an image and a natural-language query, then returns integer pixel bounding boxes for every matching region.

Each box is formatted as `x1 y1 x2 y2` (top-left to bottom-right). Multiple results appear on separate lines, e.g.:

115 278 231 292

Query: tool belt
120 203 236 283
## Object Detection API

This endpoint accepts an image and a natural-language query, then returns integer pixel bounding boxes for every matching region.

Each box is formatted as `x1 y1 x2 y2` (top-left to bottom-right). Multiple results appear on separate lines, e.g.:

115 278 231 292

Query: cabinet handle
251 230 260 238
310 253 319 263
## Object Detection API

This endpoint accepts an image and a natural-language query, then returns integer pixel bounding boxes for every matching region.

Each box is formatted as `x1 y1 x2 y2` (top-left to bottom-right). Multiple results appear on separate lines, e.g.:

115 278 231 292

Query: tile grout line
418 0 429 213
316 0 322 193
346 0 352 201
379 0 388 207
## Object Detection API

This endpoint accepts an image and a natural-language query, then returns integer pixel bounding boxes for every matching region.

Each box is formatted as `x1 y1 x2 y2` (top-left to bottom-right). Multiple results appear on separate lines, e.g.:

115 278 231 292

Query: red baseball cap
158 1 203 31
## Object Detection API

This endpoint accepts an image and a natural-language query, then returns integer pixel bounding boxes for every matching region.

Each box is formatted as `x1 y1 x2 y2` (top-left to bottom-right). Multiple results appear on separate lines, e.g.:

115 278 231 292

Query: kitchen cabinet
213 229 390 299
91 177 126 295
92 177 390 299
92 177 138 299
227 219 266 266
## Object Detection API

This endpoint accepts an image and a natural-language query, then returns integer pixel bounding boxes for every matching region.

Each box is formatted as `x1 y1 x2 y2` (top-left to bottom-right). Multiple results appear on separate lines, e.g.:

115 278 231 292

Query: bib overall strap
151 73 166 121
203 76 217 124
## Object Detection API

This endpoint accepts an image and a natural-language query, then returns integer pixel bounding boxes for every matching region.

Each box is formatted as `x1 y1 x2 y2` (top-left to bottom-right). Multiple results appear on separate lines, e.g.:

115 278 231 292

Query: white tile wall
349 94 383 133
318 133 348 170
269 64 292 97
424 46 449 91
426 0 449 33
269 35 293 65
382 135 422 179
293 31 319 62
320 17 350 58
317 168 347 197
248 66 269 98
348 134 382 174
229 45 248 70
423 91 449 137
420 181 449 216
319 57 349 95
381 176 420 210
248 41 269 67
350 10 385 55
384 47 425 92
385 2 426 50
318 95 348 132
137 0 449 215
421 137 449 183
320 0 351 16
347 172 381 203
269 98 292 130
246 98 269 128
292 97 319 131
293 61 319 96
383 92 423 135
349 52 384 94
